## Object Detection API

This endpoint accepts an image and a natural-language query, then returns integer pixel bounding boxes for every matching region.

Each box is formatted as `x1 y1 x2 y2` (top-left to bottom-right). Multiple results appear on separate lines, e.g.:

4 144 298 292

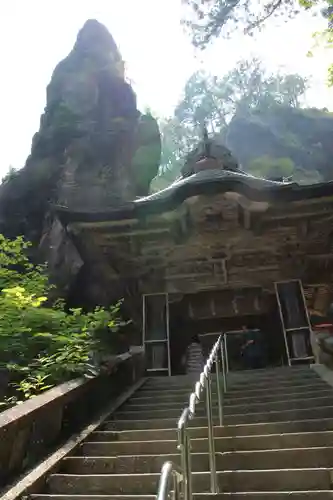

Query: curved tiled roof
55 168 333 225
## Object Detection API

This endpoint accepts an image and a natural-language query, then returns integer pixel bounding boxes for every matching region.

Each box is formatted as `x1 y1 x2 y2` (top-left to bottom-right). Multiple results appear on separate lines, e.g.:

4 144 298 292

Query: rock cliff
0 20 161 301
226 106 333 183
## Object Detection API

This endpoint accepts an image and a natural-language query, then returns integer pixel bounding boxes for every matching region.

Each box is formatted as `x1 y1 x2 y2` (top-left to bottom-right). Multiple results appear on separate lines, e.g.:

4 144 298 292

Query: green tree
181 0 303 48
151 116 201 192
175 71 229 130
219 59 308 112
182 0 333 83
1 166 18 184
274 74 308 107
0 234 124 407
174 60 307 127
152 61 308 192
306 1 333 85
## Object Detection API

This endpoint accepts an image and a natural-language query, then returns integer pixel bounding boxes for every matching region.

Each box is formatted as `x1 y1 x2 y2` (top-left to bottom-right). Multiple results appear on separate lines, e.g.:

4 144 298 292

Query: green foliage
1 166 19 184
132 113 161 196
153 59 308 191
0 234 124 409
182 0 333 84
181 0 301 48
248 156 295 178
307 17 333 85
175 71 229 130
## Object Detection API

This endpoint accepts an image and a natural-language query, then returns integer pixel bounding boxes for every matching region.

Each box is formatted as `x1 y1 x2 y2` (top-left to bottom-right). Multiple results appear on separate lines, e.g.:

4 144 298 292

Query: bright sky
0 0 332 176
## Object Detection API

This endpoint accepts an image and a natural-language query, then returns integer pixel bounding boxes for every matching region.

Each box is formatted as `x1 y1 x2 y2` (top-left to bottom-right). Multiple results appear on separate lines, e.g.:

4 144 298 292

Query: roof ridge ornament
181 123 239 177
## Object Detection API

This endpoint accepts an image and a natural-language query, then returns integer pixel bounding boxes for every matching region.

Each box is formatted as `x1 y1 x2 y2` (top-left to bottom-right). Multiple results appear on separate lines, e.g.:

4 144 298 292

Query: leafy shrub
0 234 124 408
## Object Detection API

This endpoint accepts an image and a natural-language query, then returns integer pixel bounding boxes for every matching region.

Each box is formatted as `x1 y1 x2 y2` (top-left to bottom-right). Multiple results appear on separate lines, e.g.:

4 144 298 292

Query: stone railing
0 347 145 488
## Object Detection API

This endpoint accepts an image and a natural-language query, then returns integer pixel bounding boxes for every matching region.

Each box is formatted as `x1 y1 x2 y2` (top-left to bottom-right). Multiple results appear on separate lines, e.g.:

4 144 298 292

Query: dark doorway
168 295 288 374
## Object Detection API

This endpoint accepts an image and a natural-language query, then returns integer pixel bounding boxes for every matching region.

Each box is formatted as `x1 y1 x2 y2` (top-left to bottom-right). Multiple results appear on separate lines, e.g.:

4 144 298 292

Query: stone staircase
31 366 333 499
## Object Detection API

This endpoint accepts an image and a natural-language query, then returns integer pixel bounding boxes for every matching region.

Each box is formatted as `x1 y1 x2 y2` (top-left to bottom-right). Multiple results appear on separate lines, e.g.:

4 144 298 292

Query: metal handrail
156 334 227 500
157 461 183 500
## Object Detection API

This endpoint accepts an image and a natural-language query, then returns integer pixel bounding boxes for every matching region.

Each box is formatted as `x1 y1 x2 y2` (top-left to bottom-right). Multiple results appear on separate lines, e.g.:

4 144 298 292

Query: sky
0 0 333 177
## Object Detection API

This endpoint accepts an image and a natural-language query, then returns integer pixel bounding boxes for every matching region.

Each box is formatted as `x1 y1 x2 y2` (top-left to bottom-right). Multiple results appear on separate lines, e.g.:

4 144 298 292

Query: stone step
213 430 333 452
143 374 321 392
62 453 209 474
133 387 202 398
226 405 333 426
105 405 333 430
115 402 333 423
128 388 333 406
225 382 329 398
232 406 333 425
216 447 333 470
121 395 333 415
115 407 208 420
100 417 333 441
64 447 333 474
216 418 333 437
142 378 197 389
227 368 316 380
228 377 323 390
228 366 313 376
47 468 333 494
136 381 328 400
80 440 178 456
30 491 333 500
143 377 319 392
144 369 317 387
228 376 320 387
81 430 333 456
228 373 318 383
103 416 212 430
24 365 333 500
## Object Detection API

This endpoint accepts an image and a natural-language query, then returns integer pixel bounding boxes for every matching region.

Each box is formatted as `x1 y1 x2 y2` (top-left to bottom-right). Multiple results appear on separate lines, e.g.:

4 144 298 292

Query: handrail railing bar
215 348 223 426
157 332 227 500
177 407 192 500
221 336 227 393
157 461 183 500
205 373 218 493
223 332 229 373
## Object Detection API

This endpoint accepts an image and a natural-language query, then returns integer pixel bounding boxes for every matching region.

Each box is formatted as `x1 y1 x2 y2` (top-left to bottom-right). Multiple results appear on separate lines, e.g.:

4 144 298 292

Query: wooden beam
68 219 137 230
263 210 333 223
307 254 333 260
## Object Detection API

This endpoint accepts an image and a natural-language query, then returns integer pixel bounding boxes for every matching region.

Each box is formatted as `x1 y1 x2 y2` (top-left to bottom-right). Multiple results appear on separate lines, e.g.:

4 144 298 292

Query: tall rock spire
0 20 161 295
26 19 160 211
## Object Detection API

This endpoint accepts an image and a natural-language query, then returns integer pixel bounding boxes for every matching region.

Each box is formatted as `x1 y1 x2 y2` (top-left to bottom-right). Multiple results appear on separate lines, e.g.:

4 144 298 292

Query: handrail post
215 348 223 426
178 440 187 500
205 374 218 493
158 336 224 500
178 410 192 500
157 462 183 500
223 332 229 374
172 468 181 500
185 430 192 500
220 335 227 393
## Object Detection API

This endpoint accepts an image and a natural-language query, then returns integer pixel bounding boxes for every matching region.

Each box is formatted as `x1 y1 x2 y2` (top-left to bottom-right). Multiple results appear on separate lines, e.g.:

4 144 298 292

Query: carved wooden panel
186 288 268 319
78 192 333 301
166 259 227 281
